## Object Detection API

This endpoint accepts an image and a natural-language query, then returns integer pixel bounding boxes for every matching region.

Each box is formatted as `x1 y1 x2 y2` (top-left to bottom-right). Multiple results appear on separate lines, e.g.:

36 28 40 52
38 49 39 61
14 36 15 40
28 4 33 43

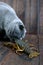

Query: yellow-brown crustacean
3 39 40 58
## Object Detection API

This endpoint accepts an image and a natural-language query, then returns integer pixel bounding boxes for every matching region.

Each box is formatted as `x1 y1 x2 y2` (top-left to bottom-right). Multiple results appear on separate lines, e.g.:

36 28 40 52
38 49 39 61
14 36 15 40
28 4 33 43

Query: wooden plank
12 0 17 12
25 0 31 32
40 0 43 34
16 0 25 23
0 0 5 2
24 0 38 34
16 0 24 15
39 35 43 65
29 0 37 34
0 43 9 62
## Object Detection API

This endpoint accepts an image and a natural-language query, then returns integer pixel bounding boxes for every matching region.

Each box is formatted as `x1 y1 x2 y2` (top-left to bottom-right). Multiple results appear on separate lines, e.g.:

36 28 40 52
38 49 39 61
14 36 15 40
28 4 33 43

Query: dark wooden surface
0 35 43 65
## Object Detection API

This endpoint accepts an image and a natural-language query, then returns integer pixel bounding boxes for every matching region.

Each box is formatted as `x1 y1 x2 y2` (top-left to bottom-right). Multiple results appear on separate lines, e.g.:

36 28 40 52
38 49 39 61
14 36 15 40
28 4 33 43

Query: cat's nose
19 25 24 30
